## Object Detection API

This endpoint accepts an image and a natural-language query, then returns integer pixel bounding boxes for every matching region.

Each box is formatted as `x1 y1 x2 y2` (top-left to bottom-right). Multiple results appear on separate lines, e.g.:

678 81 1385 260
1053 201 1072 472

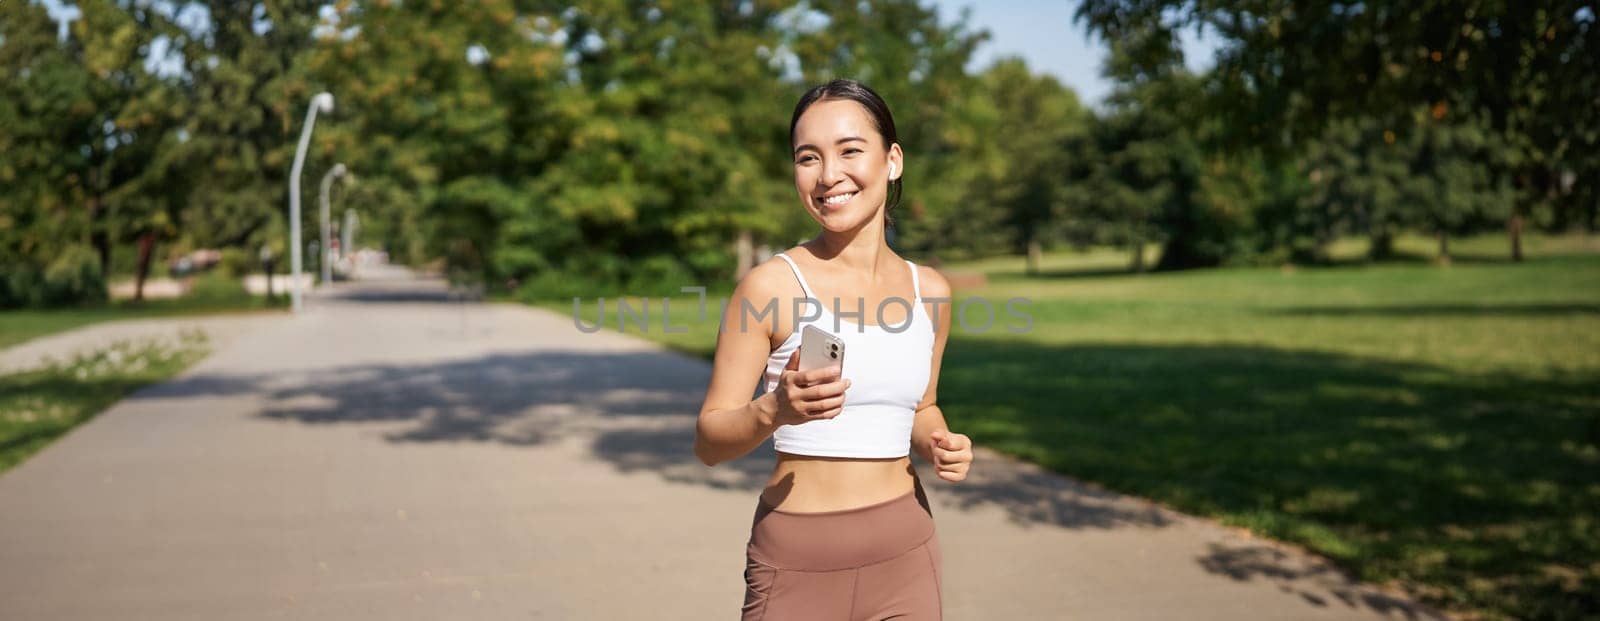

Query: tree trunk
1436 230 1451 266
88 195 113 278
264 260 275 301
1587 192 1597 236
1026 239 1042 276
1369 229 1395 261
735 229 753 280
134 232 156 302
1129 240 1145 273
1509 214 1524 262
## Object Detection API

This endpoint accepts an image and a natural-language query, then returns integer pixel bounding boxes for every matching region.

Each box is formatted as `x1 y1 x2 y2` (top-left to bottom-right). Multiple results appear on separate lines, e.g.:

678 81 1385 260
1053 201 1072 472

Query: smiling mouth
817 191 856 207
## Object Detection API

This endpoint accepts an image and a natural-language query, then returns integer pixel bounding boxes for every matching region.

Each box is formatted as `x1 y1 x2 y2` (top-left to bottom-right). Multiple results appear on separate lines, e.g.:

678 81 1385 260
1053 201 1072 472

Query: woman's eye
843 148 862 155
796 155 817 164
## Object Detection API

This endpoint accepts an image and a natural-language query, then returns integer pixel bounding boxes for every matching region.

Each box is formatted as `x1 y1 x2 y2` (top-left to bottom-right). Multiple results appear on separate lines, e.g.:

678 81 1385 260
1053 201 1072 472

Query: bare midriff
760 452 917 512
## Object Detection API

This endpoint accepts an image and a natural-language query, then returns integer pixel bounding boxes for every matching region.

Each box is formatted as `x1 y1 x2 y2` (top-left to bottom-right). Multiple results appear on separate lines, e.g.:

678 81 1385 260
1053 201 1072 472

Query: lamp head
313 92 335 113
331 163 347 178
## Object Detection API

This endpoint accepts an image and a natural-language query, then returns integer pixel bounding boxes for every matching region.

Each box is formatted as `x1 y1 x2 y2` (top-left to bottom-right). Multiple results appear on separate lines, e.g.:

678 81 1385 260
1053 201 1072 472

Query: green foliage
183 272 248 304
0 244 107 309
216 247 254 278
0 1 189 307
9 0 1581 301
969 58 1088 255
41 245 109 307
1075 0 1599 250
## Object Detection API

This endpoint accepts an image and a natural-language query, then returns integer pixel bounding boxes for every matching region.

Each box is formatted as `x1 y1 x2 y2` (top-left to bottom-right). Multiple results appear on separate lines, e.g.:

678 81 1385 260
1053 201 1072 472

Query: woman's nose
819 157 844 186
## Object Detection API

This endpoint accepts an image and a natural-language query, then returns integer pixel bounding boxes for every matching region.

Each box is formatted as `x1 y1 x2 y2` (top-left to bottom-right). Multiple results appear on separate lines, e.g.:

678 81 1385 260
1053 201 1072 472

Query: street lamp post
342 208 359 263
319 163 347 285
288 92 334 313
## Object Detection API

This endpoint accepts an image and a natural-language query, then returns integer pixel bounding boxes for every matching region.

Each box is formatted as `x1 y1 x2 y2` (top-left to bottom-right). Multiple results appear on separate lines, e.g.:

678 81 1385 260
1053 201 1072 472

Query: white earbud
888 162 897 179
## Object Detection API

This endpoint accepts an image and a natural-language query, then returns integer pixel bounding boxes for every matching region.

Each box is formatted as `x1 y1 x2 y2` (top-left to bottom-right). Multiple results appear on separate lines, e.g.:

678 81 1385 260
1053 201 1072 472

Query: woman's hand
929 429 973 482
768 349 851 427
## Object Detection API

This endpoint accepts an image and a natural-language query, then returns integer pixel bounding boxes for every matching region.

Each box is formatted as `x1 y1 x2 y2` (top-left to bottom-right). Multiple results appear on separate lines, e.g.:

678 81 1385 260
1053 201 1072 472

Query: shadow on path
1198 542 1439 620
134 333 1578 618
140 346 1173 531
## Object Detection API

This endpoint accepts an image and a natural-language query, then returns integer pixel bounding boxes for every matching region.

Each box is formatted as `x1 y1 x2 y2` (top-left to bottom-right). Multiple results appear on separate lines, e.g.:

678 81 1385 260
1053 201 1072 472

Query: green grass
0 273 287 350
541 232 1600 620
0 331 210 473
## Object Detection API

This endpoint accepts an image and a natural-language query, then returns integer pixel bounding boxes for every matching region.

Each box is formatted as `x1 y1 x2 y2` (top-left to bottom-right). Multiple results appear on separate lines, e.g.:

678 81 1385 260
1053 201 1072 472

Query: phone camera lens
829 351 838 359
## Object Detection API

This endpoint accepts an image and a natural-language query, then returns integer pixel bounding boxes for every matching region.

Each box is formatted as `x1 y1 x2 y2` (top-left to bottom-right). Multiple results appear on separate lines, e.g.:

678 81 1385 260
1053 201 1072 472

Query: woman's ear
888 144 904 181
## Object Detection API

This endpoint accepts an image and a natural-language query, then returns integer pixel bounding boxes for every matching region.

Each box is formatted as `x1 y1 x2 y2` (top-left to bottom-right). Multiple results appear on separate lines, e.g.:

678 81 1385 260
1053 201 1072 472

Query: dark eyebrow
792 136 867 156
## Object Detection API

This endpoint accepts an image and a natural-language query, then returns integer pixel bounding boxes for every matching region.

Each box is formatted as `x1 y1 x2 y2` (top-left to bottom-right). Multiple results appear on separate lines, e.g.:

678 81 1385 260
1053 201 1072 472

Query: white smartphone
798 325 845 373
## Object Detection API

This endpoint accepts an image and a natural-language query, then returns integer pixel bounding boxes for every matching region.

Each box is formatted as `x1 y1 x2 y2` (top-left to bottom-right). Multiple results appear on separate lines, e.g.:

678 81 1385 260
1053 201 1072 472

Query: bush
217 248 255 278
0 267 46 309
42 246 107 307
183 272 248 304
624 255 698 296
512 254 701 303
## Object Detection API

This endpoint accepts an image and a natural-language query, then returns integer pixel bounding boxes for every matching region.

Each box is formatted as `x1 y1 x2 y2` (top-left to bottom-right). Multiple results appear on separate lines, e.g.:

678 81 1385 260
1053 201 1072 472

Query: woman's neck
806 214 892 277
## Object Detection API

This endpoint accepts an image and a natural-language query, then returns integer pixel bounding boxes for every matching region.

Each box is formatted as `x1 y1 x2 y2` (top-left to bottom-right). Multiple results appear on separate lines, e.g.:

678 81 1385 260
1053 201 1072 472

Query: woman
694 79 975 620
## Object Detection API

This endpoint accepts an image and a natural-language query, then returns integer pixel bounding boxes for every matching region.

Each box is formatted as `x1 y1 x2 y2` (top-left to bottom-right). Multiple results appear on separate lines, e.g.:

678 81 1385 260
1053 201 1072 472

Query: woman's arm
910 266 973 481
695 264 786 466
911 404 951 464
694 262 849 466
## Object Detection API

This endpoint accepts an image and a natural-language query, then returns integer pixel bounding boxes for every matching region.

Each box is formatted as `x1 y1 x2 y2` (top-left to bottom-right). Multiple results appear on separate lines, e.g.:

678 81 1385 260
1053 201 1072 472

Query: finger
800 364 841 386
799 379 850 401
937 469 966 482
810 406 843 419
938 459 967 471
806 394 846 412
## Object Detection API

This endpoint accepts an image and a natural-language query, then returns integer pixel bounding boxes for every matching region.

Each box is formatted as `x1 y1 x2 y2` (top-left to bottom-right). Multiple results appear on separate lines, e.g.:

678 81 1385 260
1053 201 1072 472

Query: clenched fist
929 429 973 482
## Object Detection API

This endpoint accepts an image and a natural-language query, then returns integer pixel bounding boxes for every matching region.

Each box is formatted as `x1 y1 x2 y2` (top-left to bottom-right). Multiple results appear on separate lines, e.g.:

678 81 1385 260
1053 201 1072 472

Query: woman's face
791 99 903 233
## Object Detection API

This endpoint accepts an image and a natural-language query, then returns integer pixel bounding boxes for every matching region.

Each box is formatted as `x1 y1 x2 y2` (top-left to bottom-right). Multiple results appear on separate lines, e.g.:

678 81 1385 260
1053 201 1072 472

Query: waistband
747 489 935 572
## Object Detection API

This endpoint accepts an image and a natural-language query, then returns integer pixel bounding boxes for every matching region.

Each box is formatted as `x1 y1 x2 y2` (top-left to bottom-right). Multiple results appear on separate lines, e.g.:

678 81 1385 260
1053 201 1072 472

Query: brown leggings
742 489 942 620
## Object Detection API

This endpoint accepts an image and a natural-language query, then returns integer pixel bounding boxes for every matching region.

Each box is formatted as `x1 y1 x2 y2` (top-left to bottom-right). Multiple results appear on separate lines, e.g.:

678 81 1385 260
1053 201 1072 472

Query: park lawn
546 232 1600 620
0 274 288 350
0 331 210 473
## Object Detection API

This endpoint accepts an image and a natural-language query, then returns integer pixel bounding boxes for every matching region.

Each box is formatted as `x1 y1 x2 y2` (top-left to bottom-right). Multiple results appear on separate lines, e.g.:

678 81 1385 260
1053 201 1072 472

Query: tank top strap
774 253 818 300
905 260 922 300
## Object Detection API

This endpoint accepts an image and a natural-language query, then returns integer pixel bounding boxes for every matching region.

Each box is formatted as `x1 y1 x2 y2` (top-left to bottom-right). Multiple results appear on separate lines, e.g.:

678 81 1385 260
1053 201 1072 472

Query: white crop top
762 253 935 458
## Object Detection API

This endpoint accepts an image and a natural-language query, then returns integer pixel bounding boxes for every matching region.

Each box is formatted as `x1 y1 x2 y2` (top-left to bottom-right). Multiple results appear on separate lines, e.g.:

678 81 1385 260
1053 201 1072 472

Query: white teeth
822 192 855 206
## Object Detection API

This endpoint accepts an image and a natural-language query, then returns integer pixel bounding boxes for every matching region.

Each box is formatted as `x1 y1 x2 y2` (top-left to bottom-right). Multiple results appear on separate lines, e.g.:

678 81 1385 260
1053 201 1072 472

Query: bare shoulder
723 257 805 342
727 257 807 323
914 263 952 299
734 256 800 300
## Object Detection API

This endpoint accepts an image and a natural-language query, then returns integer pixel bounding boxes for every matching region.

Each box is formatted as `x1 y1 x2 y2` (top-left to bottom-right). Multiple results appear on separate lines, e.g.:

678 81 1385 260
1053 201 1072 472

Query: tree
971 58 1088 272
1075 0 1600 260
1401 115 1515 263
1299 119 1412 261
168 1 324 261
0 1 183 306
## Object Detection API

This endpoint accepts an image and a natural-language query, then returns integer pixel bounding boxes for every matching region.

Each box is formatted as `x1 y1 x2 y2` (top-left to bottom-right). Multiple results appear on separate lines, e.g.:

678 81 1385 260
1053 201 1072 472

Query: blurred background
1 2 1596 620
